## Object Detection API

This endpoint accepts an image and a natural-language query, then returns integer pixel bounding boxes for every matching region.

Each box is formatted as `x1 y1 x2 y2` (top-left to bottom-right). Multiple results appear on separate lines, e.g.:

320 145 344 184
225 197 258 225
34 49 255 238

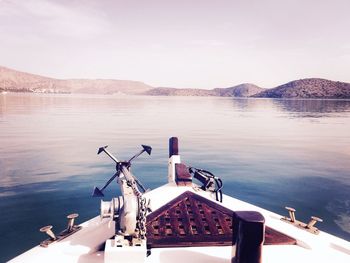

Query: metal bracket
281 217 320 235
281 206 322 235
40 226 82 247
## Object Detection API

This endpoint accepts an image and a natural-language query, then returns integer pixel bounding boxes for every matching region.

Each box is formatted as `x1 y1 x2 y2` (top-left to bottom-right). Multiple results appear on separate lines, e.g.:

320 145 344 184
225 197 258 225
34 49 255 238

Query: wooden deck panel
146 191 296 248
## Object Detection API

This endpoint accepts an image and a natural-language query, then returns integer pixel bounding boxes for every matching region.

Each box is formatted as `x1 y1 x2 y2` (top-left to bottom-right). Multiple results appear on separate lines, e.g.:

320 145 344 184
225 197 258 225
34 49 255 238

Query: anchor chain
137 197 149 239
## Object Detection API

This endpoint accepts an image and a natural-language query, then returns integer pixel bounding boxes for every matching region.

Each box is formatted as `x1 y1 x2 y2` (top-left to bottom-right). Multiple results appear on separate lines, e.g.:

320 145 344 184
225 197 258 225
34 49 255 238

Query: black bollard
232 211 265 263
169 137 179 157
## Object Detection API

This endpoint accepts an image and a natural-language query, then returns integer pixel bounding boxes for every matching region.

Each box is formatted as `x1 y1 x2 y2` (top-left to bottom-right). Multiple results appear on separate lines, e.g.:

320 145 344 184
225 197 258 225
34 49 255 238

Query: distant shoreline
3 90 350 101
1 65 350 99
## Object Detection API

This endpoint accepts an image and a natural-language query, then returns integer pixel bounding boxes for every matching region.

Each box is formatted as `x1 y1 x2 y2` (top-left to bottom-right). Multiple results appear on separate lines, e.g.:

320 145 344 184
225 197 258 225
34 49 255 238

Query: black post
232 211 265 263
169 137 179 157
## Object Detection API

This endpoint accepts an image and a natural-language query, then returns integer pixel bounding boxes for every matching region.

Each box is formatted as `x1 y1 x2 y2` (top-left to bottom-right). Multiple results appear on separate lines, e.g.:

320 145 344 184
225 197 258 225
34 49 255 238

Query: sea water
0 93 350 261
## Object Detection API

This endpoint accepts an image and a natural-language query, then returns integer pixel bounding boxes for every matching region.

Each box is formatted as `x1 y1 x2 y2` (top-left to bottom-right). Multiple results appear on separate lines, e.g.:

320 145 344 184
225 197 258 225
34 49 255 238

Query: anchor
92 144 152 197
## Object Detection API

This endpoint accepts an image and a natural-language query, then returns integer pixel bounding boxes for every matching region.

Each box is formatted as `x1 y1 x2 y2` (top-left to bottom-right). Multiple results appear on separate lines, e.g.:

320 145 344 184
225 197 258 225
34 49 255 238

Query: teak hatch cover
146 191 296 248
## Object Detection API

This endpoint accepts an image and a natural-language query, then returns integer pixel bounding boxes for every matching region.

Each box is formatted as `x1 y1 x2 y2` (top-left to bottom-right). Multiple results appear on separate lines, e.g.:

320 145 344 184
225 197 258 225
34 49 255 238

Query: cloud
1 0 350 87
0 0 111 39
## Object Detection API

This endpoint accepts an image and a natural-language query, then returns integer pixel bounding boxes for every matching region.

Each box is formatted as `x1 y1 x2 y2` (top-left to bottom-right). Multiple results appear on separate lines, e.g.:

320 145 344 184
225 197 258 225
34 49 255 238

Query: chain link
137 197 148 239
122 167 149 240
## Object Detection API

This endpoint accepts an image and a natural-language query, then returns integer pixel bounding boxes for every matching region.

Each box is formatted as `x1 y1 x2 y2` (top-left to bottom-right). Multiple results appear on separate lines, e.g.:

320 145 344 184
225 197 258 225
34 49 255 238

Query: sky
0 0 350 89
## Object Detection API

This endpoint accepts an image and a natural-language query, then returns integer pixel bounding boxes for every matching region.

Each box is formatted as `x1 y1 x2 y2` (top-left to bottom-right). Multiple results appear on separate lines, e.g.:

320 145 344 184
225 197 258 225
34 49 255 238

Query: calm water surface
0 93 350 261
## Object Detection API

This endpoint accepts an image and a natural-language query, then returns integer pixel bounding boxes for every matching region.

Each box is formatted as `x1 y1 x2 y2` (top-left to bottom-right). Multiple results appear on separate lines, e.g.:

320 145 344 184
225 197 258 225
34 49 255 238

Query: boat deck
9 183 350 263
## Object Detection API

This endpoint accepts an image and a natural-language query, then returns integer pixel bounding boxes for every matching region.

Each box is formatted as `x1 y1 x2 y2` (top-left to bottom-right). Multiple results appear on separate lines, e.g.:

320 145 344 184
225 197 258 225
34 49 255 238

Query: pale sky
0 0 349 89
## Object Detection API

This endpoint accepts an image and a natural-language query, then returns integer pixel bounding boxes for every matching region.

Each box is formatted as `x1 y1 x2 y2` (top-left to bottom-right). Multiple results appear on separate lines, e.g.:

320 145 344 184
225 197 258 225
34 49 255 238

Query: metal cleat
285 207 296 222
306 216 323 229
67 213 79 232
40 225 56 240
39 214 82 247
281 206 322 235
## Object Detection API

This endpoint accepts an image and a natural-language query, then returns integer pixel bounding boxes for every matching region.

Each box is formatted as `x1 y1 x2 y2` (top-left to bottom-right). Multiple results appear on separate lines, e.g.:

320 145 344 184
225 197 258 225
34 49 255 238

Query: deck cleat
39 225 56 240
281 207 322 235
306 216 323 229
285 206 296 222
39 215 82 247
67 213 79 232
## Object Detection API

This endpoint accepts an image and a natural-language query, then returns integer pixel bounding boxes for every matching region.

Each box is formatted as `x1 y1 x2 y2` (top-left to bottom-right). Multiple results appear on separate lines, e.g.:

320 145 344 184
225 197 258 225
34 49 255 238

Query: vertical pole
169 137 179 157
168 137 180 183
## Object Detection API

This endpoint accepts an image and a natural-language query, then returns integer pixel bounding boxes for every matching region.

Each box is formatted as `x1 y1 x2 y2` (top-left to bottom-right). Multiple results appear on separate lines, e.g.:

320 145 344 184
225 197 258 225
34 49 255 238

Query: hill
0 66 153 95
144 87 214 96
213 83 263 97
144 83 263 97
0 66 264 97
2 66 350 99
254 78 350 99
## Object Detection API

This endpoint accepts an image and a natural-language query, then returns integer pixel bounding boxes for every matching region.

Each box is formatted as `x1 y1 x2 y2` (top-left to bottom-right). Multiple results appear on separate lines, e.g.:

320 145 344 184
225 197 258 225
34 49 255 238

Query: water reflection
272 99 350 117
229 97 284 113
0 93 151 116
227 97 350 118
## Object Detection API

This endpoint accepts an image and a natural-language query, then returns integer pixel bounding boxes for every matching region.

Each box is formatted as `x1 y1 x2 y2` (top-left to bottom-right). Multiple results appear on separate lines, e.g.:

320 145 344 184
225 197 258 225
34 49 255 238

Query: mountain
254 78 350 99
0 66 153 94
2 66 350 99
144 87 215 96
213 83 263 97
0 65 264 97
144 83 263 97
0 65 54 92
